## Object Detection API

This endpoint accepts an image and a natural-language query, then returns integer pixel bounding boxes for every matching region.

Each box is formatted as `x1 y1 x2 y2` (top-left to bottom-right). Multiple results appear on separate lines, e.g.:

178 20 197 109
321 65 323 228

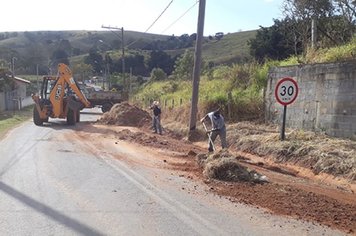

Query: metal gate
5 90 20 110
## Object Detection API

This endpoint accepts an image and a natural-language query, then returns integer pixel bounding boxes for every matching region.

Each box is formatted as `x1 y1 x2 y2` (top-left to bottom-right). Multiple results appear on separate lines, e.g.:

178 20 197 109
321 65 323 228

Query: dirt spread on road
77 103 356 234
76 123 355 234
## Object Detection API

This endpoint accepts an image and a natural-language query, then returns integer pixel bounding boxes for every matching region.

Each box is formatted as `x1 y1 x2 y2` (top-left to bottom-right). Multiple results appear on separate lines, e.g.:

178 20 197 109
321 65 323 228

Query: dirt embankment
94 102 356 234
227 122 356 181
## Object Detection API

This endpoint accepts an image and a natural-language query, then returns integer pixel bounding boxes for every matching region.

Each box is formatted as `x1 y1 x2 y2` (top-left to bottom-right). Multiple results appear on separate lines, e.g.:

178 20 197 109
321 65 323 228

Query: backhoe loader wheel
102 102 112 113
67 108 76 125
33 106 43 126
76 110 80 122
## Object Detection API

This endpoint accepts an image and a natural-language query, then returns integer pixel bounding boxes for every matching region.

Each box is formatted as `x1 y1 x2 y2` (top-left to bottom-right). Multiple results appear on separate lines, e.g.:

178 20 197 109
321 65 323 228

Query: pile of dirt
98 102 151 127
197 150 268 183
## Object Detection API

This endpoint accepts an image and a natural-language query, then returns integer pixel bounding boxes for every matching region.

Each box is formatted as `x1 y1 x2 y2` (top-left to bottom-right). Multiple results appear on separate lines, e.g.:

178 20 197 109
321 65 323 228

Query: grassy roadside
0 106 33 138
159 107 356 182
227 122 356 181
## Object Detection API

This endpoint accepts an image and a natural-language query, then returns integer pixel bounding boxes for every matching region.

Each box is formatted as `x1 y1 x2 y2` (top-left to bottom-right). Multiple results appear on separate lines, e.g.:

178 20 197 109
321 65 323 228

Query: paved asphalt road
0 108 345 236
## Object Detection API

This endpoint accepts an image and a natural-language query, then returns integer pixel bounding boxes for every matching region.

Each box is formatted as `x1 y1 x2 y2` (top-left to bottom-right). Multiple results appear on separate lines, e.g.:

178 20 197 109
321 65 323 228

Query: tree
20 43 48 74
72 63 93 82
178 34 193 48
58 39 72 54
286 0 334 18
147 50 175 75
124 54 148 76
84 48 103 75
189 33 197 41
72 48 81 56
331 0 356 42
50 49 69 67
0 68 15 92
249 19 299 62
282 0 356 49
150 68 167 81
172 50 194 80
333 0 356 23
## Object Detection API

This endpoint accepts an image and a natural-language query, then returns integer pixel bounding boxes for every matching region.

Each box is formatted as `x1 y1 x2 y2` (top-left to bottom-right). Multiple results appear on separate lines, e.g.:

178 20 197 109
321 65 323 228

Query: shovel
202 121 215 152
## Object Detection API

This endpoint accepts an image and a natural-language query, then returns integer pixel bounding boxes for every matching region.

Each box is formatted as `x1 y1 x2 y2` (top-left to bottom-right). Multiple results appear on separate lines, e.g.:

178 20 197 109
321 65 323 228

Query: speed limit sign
275 77 298 105
275 77 298 141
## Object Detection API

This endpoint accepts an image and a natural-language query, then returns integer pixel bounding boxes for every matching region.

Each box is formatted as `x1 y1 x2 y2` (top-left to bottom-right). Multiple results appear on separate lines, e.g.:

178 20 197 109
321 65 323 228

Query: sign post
275 77 299 141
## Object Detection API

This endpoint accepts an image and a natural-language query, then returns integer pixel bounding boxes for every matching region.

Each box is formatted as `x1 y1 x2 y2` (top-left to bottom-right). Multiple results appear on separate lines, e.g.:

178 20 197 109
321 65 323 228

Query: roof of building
13 76 31 84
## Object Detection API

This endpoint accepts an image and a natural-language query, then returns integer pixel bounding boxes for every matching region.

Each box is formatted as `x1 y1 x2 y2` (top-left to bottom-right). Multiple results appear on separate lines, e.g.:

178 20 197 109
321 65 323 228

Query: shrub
150 68 167 81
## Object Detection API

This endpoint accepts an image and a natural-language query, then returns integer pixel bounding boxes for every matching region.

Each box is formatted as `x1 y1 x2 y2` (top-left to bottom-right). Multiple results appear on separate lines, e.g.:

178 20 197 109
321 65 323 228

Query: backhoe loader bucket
67 96 85 111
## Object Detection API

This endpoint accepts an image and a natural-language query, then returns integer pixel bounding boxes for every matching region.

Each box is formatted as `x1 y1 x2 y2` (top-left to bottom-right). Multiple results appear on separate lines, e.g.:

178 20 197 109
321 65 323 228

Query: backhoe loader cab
32 63 91 126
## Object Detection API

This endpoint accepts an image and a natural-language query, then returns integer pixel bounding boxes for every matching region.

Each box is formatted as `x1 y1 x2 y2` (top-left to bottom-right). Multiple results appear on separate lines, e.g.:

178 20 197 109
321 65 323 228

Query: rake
202 121 215 152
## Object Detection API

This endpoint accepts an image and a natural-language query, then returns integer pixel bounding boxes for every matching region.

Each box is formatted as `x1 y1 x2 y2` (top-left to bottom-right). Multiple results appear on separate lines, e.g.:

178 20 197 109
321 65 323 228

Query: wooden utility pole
188 0 206 140
311 18 317 49
101 25 126 96
121 27 126 96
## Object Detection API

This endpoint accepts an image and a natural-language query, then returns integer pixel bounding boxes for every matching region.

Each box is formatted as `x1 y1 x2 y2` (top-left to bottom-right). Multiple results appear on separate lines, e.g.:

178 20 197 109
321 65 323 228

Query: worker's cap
153 101 159 106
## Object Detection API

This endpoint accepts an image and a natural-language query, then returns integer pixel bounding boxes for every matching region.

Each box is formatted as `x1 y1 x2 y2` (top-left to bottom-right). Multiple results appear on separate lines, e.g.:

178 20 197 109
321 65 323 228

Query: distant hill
165 30 257 65
202 30 256 64
0 29 256 74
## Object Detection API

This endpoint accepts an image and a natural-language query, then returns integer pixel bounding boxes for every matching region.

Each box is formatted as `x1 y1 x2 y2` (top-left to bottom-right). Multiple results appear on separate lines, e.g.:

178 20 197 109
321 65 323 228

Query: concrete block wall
265 60 356 140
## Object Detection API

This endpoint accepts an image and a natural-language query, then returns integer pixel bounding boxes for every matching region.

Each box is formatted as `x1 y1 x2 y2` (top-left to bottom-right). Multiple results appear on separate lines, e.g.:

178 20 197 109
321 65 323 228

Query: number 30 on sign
275 77 298 140
275 77 298 106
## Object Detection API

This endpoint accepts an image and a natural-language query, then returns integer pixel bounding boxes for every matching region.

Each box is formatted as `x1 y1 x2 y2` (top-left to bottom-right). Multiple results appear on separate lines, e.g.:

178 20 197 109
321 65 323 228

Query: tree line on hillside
249 0 356 62
0 29 225 77
82 48 177 77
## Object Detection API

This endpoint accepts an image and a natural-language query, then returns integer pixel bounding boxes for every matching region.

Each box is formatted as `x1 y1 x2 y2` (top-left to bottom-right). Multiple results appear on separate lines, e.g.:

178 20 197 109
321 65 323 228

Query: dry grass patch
227 122 356 181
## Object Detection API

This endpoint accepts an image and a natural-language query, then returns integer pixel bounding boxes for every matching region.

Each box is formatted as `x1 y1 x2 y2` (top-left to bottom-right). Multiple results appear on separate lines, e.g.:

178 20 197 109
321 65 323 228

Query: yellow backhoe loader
32 63 91 126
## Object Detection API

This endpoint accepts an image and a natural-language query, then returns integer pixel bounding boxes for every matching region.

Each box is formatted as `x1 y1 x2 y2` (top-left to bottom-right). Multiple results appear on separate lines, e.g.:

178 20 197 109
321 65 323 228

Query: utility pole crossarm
101 25 122 30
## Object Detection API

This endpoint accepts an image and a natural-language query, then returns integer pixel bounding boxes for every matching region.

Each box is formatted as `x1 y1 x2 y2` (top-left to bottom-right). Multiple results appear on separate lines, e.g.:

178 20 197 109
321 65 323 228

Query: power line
144 0 174 33
162 1 199 34
127 0 197 49
126 0 174 49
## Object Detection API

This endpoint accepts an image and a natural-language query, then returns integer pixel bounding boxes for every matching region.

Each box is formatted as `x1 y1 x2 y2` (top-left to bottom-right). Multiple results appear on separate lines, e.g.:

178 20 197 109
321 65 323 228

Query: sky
0 0 284 36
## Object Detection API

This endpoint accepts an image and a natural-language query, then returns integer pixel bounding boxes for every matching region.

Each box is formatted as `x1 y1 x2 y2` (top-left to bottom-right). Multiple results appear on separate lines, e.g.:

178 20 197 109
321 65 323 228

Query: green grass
276 36 356 66
134 67 265 121
202 30 256 64
164 30 257 65
306 37 356 63
0 106 33 138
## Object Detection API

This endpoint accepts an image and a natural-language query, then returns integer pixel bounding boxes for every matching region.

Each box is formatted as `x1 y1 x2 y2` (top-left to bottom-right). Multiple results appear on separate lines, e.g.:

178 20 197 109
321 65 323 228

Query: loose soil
98 102 151 127
87 103 356 234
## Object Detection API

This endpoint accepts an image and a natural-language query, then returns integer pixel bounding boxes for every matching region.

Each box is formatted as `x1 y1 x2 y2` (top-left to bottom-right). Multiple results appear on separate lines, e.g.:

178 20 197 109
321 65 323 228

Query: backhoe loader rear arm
58 63 91 108
49 63 91 117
